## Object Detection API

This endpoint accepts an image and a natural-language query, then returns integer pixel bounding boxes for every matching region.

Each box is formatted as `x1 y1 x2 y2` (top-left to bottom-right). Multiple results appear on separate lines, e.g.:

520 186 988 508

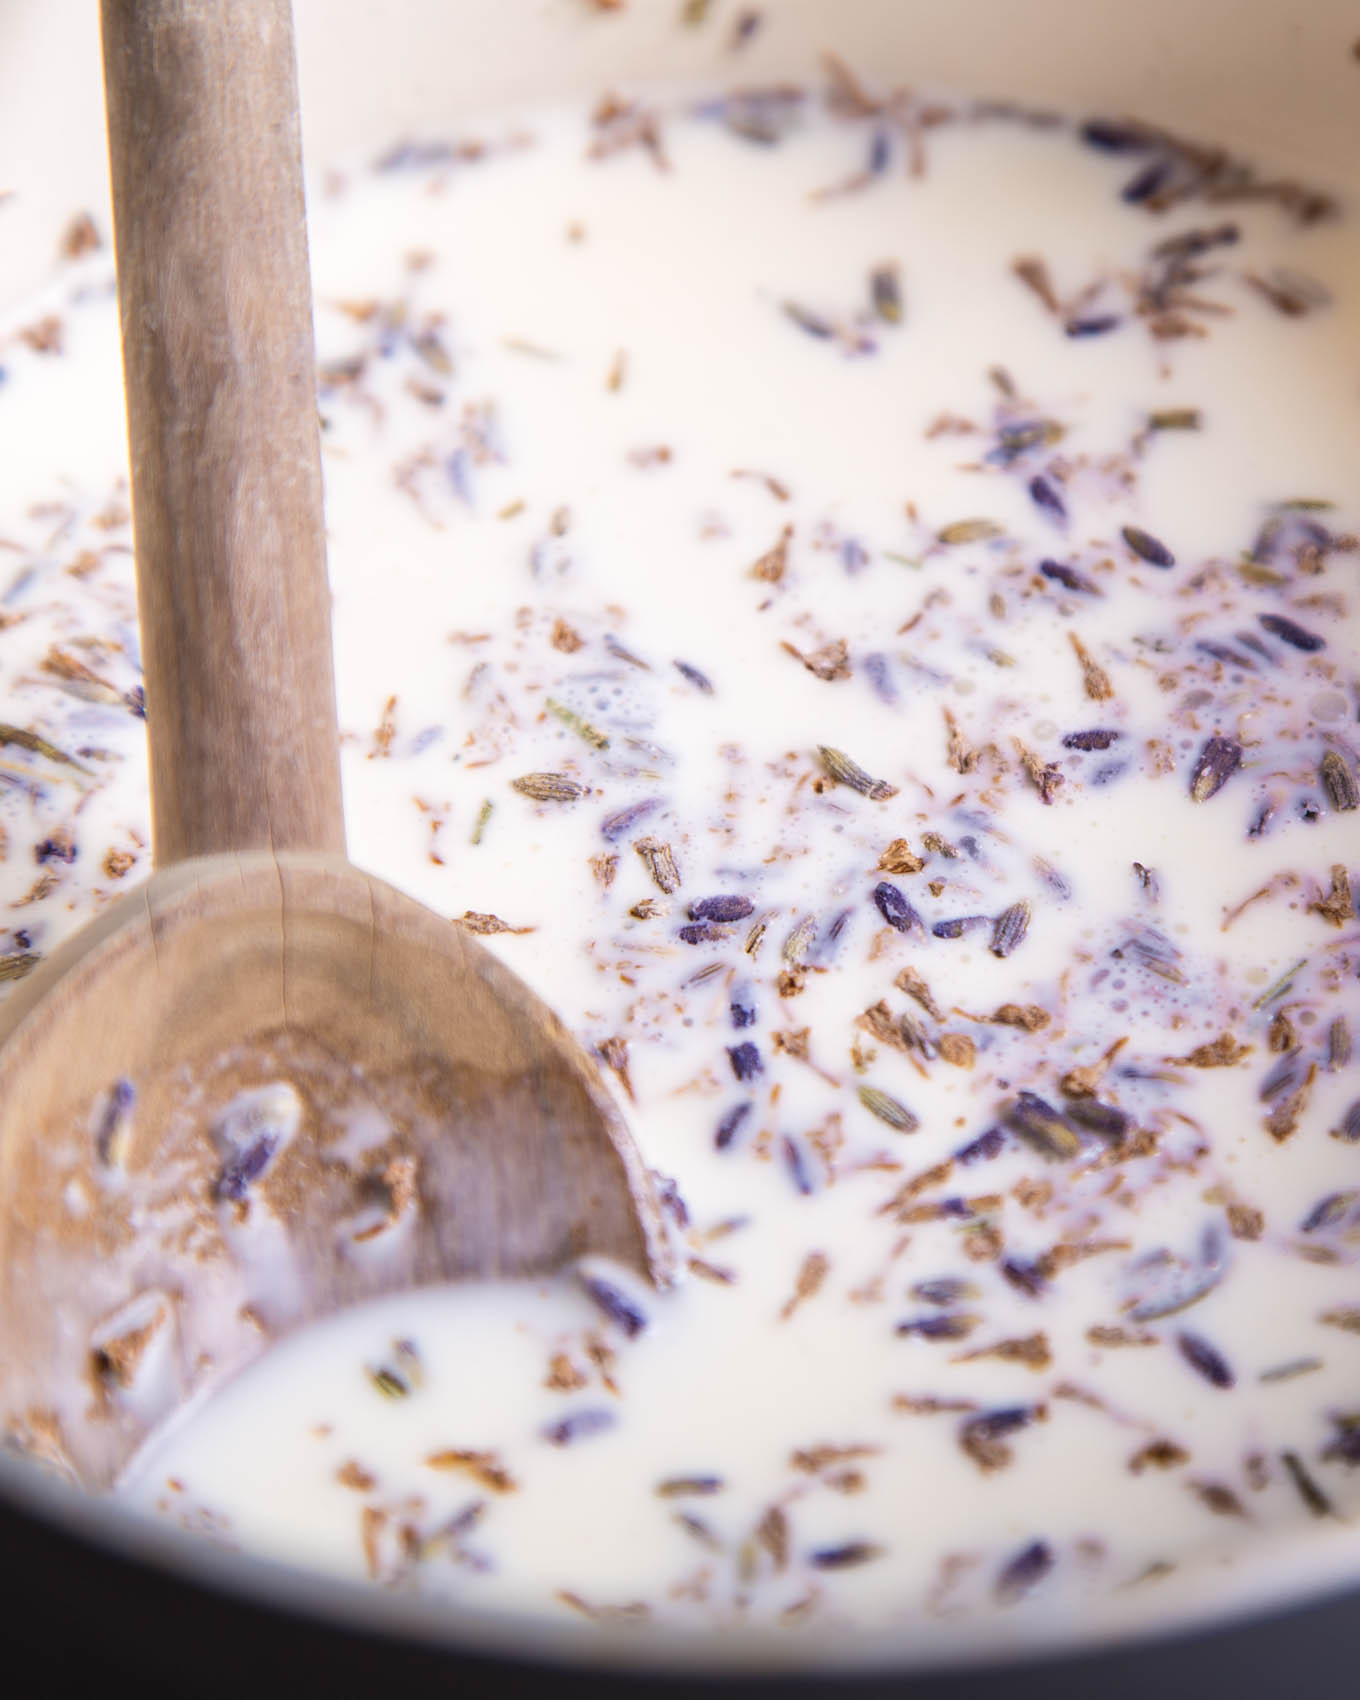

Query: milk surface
2 74 1360 1638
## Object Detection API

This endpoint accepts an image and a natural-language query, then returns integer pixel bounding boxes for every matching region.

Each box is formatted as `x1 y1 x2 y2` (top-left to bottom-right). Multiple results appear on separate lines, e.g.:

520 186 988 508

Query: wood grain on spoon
0 0 669 1489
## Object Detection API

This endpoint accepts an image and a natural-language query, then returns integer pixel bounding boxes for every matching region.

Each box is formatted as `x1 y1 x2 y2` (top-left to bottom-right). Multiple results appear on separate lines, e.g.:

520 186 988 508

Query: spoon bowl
0 0 668 1491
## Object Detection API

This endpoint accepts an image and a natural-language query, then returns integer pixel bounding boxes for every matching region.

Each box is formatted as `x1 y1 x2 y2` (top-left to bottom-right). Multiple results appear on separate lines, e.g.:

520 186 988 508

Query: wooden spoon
0 0 668 1488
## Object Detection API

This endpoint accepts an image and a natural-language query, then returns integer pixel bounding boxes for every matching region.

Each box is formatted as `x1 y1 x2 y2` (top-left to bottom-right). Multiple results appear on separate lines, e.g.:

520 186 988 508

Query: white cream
2 76 1360 1638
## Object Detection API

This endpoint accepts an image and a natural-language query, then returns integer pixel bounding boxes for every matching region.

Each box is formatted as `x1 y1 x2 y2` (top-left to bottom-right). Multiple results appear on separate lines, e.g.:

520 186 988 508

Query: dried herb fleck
817 745 898 799
511 772 585 803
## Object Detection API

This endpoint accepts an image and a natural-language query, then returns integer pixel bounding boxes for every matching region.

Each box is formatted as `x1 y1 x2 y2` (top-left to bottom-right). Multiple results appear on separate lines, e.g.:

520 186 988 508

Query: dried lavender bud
1062 728 1121 750
817 744 898 800
511 772 585 803
782 1135 814 1195
1300 1191 1358 1233
1259 612 1325 652
1080 118 1156 153
215 1133 279 1203
580 1274 648 1338
990 901 1031 959
600 798 662 841
1003 1091 1080 1160
783 300 834 339
1121 157 1174 203
933 915 989 940
1177 1330 1235 1389
727 1042 763 1082
1065 314 1121 337
1121 524 1175 567
857 1085 920 1133
636 836 681 893
1039 558 1100 594
956 1126 1006 1165
714 1101 753 1151
730 997 757 1029
672 659 714 692
1281 1451 1334 1518
995 1539 1054 1603
872 881 921 934
94 1077 136 1167
809 1541 884 1570
896 1313 979 1341
870 263 902 324
1065 1098 1131 1143
1320 750 1358 812
1001 1257 1048 1298
1028 475 1067 522
689 894 755 923
911 1277 976 1307
34 835 77 865
543 1409 617 1447
1322 1418 1360 1467
1189 735 1242 802
679 920 729 945
1332 1102 1360 1144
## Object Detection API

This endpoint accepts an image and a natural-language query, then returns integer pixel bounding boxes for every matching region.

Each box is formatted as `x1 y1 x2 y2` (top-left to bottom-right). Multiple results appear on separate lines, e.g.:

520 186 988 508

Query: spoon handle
101 0 346 866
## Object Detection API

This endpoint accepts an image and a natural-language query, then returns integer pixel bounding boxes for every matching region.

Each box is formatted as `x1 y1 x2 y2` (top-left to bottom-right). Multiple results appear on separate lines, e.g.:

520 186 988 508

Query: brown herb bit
1321 750 1359 813
634 836 681 893
1329 1017 1352 1071
511 772 585 803
785 637 851 681
870 263 903 323
991 1003 1051 1032
1310 865 1355 927
1244 267 1330 317
1320 1307 1360 1334
1068 631 1114 701
336 1460 376 1492
545 1352 588 1392
781 1251 830 1321
895 966 943 1020
549 617 584 653
857 1084 920 1132
1129 1439 1189 1475
0 723 90 771
937 518 1003 546
425 1449 518 1493
816 744 898 799
595 1036 634 1103
1226 1203 1265 1241
1149 408 1202 430
629 897 666 920
0 951 43 984
102 848 136 879
878 838 924 876
990 901 1031 958
1088 1324 1155 1348
772 1028 810 1061
470 799 493 846
921 831 960 858
955 1332 1051 1371
455 911 535 936
791 1443 880 1474
556 1590 650 1624
937 1034 976 1069
1172 1033 1251 1068
751 525 792 582
892 1394 978 1415
1189 1480 1247 1518
1189 735 1243 802
1011 254 1061 314
942 707 978 774
359 1506 386 1580
545 697 609 750
589 852 619 889
1264 1064 1316 1142
755 1504 789 1570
